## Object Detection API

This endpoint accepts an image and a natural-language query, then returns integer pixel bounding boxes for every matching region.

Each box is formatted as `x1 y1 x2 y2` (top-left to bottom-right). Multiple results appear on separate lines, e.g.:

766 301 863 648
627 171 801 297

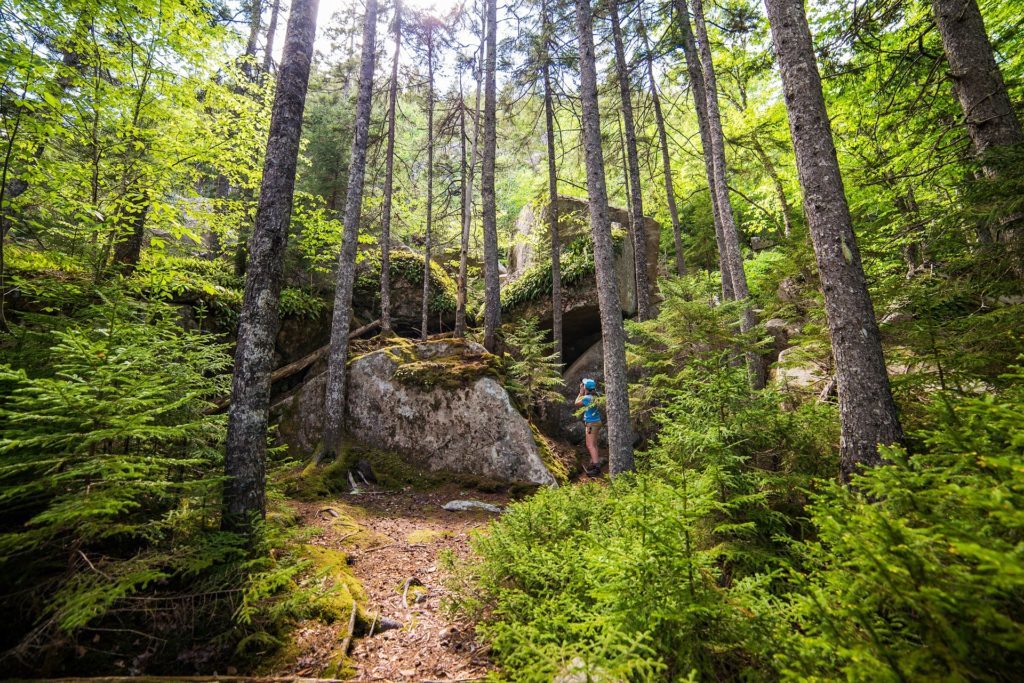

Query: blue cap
583 378 597 390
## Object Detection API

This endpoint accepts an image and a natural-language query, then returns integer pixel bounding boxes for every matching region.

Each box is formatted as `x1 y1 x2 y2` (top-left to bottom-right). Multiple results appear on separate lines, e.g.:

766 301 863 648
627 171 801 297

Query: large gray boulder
272 340 557 487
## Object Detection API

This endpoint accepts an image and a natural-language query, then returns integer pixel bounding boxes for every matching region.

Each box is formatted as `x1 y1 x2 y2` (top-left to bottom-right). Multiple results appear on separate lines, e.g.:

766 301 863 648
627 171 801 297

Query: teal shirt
581 395 601 423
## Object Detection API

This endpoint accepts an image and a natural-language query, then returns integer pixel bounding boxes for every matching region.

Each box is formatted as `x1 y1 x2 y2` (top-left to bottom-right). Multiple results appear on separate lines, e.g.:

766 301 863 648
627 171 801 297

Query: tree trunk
224 0 319 532
638 5 685 276
574 0 635 475
262 0 282 73
320 0 378 464
690 0 767 388
421 28 435 341
481 0 500 352
672 0 732 299
931 0 1022 165
541 0 563 365
455 6 485 338
458 78 468 325
609 1 653 321
763 0 904 481
616 113 633 221
244 0 264 79
380 1 401 334
111 197 150 274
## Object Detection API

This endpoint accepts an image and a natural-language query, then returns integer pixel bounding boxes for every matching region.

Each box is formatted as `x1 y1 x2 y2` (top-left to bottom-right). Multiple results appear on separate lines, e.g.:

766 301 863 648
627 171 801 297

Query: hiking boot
583 462 602 477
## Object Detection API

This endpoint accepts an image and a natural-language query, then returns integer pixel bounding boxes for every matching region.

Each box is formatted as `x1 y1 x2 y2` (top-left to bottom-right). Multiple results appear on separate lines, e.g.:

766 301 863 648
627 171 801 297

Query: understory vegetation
0 289 353 675
455 275 1024 681
3 0 1024 677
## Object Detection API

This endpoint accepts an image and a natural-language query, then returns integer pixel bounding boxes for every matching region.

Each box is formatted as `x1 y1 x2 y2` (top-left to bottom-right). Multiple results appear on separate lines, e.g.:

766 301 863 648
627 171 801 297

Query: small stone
442 499 503 513
400 668 417 677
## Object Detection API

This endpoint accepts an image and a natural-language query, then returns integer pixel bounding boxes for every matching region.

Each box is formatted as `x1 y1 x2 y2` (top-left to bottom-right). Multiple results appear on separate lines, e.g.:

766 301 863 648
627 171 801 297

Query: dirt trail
293 486 510 682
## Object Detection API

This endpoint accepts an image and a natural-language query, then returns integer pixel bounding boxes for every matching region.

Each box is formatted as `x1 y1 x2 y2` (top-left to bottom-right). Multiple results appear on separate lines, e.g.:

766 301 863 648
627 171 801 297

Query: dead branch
206 319 380 414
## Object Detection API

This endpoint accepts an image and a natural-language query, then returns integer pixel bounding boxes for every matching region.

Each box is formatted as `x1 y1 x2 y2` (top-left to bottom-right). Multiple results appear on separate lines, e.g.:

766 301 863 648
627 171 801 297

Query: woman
575 378 603 476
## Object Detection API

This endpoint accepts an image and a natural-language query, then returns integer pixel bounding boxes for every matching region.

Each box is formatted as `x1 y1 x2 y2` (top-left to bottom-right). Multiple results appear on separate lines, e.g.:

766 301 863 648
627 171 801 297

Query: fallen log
339 597 358 657
206 319 380 414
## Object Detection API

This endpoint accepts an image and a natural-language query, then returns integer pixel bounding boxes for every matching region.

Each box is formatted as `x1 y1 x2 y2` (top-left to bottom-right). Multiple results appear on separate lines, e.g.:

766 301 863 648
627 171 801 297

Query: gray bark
672 0 732 298
262 0 282 73
638 6 685 276
380 1 402 334
455 7 485 338
609 2 653 321
421 27 435 341
244 0 264 79
542 0 563 364
481 0 500 352
690 0 767 388
224 0 319 531
931 0 1022 163
574 0 635 474
763 0 904 480
617 113 633 220
321 0 379 463
111 197 150 274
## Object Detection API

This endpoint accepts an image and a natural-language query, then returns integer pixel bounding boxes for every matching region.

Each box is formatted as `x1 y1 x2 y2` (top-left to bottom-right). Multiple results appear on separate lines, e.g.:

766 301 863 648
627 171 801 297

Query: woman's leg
585 424 599 464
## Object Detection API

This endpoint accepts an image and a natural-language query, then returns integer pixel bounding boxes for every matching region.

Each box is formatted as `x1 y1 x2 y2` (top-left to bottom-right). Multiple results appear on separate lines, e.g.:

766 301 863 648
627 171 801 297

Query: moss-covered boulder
502 196 660 365
352 251 458 335
273 339 557 487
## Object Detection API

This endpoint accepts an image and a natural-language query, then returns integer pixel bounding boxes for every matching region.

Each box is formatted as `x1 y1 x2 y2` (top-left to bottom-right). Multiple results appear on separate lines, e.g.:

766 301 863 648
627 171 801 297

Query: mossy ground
407 528 453 544
278 458 353 501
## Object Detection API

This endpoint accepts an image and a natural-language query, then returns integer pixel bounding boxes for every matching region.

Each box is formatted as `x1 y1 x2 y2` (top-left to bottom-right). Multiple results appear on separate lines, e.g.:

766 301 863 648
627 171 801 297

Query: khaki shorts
585 422 602 434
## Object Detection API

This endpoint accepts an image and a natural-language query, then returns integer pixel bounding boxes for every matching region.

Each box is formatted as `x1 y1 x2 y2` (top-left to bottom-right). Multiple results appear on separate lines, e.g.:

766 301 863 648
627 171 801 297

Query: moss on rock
384 338 504 391
499 229 627 314
531 422 569 485
355 250 458 314
278 459 351 501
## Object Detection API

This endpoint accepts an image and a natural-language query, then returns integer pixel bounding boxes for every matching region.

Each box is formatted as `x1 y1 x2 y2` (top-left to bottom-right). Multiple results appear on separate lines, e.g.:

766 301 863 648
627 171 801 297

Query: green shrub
458 278 838 681
460 475 779 682
461 367 1024 682
501 317 564 422
774 370 1024 681
0 295 344 674
355 250 458 314
499 229 627 314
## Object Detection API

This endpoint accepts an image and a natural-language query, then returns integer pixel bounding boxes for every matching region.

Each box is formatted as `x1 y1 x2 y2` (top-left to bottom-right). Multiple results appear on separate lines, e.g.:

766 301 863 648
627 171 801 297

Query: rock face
508 196 660 291
350 250 458 336
505 196 660 366
273 340 557 487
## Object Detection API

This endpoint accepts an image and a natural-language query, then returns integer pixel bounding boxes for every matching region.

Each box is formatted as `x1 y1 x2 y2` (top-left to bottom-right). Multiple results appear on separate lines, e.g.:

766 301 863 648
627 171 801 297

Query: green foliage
501 317 565 421
500 229 627 313
458 278 837 681
355 250 458 315
460 372 1024 681
459 477 775 681
0 296 342 673
0 295 226 651
279 287 328 319
775 369 1024 680
458 277 1024 681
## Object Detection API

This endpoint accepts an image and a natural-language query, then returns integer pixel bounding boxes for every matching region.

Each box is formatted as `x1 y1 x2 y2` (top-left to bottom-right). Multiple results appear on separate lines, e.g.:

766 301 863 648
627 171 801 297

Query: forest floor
287 486 512 682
